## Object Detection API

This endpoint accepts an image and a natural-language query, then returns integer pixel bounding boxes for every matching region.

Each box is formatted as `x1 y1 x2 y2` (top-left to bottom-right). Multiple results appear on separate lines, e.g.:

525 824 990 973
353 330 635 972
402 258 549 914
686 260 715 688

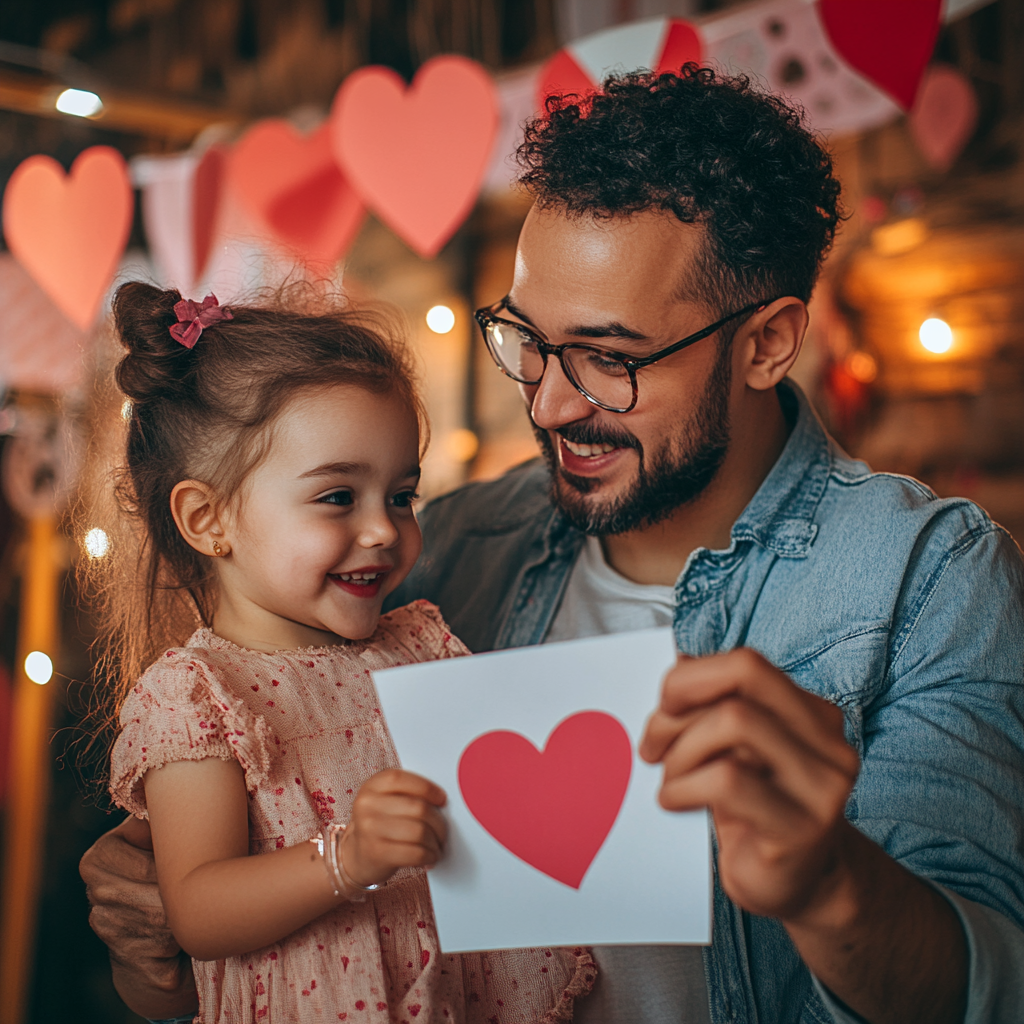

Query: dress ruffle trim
540 947 597 1023
109 654 273 818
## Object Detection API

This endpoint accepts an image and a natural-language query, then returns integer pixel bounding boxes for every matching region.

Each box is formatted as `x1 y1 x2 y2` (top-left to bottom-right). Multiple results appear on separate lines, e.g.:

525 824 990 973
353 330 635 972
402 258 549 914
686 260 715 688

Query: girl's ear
170 480 231 558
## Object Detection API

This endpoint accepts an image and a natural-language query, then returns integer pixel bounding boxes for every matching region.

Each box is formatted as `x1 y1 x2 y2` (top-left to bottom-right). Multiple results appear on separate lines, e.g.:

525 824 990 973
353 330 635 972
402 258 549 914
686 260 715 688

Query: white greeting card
372 628 711 953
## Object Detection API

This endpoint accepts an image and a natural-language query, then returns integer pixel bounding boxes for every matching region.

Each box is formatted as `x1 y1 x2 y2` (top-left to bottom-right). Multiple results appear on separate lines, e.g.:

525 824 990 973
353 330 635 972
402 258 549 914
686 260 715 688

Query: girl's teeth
338 572 381 581
563 439 617 457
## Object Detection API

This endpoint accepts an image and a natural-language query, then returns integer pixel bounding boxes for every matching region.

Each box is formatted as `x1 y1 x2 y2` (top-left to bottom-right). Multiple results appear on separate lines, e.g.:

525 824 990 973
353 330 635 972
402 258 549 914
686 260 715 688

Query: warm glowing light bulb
121 399 132 421
25 651 53 685
55 88 104 118
84 527 110 559
426 305 455 334
919 318 953 354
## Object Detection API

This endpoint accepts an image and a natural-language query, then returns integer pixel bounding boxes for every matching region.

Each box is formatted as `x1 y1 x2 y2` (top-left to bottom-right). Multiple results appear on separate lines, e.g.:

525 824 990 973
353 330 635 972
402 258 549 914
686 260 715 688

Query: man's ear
739 297 809 391
170 480 230 558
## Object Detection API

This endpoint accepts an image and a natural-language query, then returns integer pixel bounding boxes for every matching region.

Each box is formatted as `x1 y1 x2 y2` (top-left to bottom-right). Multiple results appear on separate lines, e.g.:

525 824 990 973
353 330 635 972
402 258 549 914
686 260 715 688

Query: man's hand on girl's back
80 816 198 1019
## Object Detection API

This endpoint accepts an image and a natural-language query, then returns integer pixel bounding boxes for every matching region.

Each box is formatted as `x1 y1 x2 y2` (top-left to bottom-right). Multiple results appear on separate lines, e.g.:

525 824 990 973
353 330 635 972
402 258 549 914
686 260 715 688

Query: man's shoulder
418 458 552 536
823 447 1005 547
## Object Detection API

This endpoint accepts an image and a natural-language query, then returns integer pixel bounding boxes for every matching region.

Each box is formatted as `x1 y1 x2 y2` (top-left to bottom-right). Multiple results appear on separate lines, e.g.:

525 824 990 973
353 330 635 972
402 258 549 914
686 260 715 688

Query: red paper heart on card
818 0 942 110
229 120 365 266
458 711 632 889
2 146 132 331
330 55 499 259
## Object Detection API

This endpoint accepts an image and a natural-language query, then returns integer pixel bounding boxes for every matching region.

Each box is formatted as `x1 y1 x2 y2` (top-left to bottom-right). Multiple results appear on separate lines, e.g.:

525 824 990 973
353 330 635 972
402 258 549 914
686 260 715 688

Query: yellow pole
0 515 60 1024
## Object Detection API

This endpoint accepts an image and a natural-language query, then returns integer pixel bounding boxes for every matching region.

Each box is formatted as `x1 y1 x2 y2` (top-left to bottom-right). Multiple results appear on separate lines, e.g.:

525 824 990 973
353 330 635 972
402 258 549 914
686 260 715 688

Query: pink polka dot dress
110 600 595 1023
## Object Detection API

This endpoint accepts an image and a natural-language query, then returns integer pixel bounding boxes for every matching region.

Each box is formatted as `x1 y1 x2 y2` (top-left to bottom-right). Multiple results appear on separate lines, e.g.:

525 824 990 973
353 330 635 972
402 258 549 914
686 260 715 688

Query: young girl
97 284 594 1023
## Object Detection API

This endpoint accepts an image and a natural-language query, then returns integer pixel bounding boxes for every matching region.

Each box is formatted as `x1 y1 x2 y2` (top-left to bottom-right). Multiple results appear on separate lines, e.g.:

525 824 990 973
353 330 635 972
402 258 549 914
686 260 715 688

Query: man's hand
640 648 860 922
80 816 197 1019
640 648 967 1024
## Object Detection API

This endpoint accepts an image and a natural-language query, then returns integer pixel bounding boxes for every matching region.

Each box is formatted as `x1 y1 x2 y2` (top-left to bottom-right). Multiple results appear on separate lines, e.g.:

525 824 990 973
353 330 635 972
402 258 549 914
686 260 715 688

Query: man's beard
532 343 732 536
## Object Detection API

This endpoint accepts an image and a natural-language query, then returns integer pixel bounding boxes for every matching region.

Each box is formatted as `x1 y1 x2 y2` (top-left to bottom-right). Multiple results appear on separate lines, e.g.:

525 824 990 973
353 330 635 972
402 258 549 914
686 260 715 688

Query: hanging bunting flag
330 55 500 259
2 146 133 332
817 0 943 110
192 144 227 284
229 120 366 268
537 18 702 110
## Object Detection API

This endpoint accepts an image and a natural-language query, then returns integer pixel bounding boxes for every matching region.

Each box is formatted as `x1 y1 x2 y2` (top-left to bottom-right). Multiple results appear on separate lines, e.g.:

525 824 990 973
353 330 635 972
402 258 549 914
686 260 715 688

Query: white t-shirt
546 536 711 1024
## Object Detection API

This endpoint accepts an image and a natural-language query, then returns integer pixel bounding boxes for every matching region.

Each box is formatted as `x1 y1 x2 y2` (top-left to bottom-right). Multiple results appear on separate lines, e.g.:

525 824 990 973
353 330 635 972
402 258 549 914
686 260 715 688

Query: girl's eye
392 490 419 509
320 490 353 506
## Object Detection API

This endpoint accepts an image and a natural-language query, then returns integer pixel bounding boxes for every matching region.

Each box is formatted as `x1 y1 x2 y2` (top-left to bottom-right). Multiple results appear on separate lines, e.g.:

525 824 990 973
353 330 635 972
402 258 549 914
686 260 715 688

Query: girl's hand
341 769 448 887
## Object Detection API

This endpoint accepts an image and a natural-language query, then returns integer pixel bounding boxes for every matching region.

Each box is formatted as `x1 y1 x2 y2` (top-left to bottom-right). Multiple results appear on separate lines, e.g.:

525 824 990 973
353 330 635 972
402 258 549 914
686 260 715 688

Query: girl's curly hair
517 65 842 315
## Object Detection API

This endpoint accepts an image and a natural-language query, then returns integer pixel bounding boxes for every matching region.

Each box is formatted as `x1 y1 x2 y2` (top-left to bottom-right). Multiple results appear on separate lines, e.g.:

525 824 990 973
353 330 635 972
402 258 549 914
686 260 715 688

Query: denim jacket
389 381 1024 1024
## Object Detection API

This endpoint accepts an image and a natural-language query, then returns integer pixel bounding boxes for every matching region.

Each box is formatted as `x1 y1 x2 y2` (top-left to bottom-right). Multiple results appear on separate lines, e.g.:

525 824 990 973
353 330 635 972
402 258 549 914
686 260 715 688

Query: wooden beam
0 67 236 142
0 515 60 1024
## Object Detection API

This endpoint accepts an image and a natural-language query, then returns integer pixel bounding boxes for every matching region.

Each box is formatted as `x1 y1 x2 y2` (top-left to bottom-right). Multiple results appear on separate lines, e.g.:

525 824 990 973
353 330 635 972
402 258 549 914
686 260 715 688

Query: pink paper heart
909 64 979 172
818 0 942 110
2 146 133 331
330 56 500 259
458 711 632 889
229 120 365 267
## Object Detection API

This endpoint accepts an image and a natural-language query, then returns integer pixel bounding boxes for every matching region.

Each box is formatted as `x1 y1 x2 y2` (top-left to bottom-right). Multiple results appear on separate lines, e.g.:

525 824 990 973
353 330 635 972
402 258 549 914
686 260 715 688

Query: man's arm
79 815 198 1020
640 647 967 1024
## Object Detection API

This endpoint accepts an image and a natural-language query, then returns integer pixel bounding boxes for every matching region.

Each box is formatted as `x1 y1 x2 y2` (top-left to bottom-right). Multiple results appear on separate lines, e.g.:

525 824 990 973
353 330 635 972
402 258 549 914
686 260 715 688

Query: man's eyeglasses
474 298 770 414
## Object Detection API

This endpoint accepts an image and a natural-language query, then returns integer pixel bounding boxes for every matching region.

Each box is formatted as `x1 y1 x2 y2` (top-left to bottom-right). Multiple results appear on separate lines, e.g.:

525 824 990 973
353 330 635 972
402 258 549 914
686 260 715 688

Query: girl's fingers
359 769 447 807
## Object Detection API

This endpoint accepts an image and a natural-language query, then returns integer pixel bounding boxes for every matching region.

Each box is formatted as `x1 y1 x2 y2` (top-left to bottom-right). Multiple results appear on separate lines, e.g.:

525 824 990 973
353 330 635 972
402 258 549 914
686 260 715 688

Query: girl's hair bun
112 282 193 404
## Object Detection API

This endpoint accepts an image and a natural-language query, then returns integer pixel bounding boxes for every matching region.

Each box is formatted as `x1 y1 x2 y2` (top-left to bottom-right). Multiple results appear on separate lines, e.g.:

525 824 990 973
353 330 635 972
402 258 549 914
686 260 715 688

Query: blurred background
0 0 1021 1020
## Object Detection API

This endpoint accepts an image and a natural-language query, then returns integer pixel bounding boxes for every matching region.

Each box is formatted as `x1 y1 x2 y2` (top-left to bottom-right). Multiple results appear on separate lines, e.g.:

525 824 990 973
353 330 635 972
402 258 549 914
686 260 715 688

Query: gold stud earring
212 541 223 557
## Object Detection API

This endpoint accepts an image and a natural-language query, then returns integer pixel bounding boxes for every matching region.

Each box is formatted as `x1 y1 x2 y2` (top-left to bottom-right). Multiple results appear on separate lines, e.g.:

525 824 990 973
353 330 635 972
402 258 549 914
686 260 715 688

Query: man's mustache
539 418 642 453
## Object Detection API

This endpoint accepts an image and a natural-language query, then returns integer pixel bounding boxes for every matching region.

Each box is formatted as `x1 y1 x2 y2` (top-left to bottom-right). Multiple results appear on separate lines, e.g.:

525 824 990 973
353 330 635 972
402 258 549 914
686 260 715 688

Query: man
82 68 1024 1023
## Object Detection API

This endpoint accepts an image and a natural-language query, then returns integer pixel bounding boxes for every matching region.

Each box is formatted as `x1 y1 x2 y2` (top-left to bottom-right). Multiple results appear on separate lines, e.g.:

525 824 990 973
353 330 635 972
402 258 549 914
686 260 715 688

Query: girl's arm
144 760 447 961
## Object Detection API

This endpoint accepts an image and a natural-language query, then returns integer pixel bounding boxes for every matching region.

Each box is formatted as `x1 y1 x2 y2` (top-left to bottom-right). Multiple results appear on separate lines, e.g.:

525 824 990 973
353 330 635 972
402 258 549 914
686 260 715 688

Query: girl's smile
193 384 423 651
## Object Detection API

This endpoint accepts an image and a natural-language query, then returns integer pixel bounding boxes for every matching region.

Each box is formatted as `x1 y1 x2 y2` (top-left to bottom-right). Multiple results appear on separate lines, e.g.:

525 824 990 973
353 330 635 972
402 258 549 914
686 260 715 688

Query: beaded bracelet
309 823 385 902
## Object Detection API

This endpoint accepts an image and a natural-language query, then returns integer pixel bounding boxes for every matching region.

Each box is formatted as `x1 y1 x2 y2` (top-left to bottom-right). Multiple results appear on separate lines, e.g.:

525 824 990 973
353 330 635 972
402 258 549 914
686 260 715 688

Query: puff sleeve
110 651 273 818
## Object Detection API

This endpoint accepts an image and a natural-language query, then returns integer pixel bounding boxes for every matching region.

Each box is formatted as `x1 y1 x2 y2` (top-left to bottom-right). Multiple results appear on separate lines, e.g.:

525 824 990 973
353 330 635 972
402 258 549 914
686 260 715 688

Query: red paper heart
909 64 979 172
458 711 632 889
818 0 942 110
330 56 500 259
229 120 365 267
2 146 133 332
192 145 226 283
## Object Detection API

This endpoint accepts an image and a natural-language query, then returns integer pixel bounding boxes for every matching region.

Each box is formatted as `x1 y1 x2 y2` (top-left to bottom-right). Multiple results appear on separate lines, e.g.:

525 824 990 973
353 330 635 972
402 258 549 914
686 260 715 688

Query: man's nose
526 355 597 431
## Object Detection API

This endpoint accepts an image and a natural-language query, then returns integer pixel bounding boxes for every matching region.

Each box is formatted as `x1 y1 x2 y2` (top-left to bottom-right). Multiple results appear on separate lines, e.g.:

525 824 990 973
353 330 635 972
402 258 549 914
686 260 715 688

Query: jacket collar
729 379 832 558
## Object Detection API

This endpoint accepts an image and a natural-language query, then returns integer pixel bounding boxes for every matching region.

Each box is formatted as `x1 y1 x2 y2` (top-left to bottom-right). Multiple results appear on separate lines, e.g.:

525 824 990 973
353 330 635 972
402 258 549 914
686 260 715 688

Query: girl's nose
525 355 597 432
357 505 401 549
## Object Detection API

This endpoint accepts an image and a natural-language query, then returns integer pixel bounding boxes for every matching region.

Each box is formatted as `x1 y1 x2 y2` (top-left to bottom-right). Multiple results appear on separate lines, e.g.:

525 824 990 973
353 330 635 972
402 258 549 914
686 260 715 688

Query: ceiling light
55 88 104 118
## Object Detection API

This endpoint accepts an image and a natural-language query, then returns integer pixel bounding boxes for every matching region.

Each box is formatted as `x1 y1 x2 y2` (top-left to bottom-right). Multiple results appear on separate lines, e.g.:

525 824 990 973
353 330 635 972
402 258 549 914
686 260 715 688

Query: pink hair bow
169 293 233 349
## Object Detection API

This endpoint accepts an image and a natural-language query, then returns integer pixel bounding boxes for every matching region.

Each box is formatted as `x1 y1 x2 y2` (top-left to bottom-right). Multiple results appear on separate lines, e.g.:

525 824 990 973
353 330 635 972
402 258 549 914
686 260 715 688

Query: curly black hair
517 65 842 315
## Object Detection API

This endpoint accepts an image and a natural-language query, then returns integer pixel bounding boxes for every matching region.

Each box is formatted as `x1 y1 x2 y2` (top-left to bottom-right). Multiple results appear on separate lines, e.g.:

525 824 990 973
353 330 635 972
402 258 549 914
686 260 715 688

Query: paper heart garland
817 0 942 110
330 55 500 259
2 146 133 332
229 120 365 267
191 145 226 284
909 64 979 172
537 19 703 111
458 711 632 889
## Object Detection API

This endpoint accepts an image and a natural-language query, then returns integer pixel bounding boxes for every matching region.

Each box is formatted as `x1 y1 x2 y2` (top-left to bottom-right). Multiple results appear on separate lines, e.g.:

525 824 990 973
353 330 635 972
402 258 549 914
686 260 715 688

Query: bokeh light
919 318 953 354
84 527 110 559
426 305 456 334
25 651 53 685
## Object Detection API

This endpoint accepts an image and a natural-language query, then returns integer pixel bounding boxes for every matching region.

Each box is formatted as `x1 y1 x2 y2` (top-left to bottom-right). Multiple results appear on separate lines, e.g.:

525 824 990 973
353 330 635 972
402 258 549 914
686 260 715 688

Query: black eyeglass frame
475 298 771 414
